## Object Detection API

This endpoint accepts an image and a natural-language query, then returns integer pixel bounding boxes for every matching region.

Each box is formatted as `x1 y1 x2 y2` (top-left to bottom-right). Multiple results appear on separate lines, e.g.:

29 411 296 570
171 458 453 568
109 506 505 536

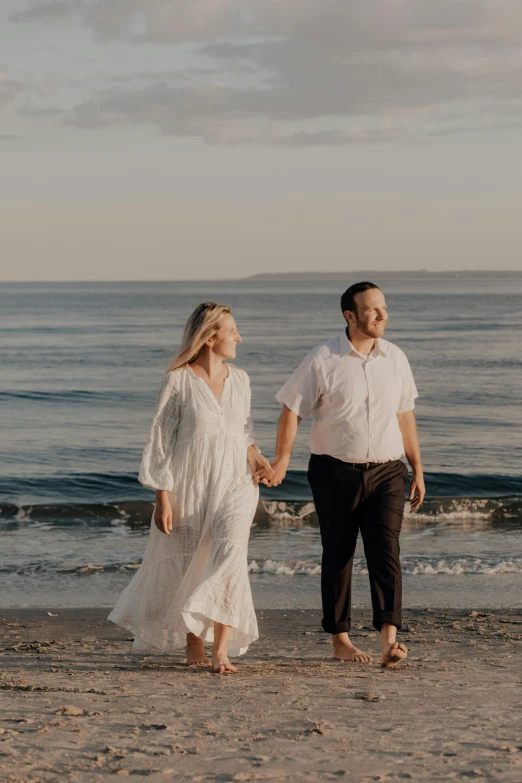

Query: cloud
12 0 522 48
9 1 75 24
10 1 522 143
0 132 20 140
9 0 249 41
67 82 279 134
273 127 408 146
17 105 64 116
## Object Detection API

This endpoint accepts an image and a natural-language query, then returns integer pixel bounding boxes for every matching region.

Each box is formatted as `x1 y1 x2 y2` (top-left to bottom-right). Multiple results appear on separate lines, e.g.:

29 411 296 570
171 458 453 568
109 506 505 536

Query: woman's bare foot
211 621 237 673
186 633 210 666
212 653 238 674
381 641 407 668
332 632 372 663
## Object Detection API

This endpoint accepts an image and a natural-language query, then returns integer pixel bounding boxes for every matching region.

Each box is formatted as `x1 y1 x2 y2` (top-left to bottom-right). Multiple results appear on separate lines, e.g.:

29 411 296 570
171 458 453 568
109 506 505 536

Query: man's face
347 288 388 338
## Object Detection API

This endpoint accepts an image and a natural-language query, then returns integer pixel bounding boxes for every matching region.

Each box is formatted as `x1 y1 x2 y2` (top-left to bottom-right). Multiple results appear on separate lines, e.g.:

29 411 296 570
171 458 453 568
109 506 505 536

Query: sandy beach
1 608 521 782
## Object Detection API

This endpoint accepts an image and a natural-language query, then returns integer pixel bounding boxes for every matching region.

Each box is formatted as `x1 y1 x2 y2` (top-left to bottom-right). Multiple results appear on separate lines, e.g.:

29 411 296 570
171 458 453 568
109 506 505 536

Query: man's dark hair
340 282 380 315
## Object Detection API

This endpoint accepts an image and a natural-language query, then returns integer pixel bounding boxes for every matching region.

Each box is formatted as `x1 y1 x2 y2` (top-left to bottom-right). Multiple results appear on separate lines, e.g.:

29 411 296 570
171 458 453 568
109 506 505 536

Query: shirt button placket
369 362 377 462
365 362 372 461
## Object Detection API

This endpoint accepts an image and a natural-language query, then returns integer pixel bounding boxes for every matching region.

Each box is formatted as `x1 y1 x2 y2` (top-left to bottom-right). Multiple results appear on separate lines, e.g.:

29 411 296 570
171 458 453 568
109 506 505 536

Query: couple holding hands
109 282 425 674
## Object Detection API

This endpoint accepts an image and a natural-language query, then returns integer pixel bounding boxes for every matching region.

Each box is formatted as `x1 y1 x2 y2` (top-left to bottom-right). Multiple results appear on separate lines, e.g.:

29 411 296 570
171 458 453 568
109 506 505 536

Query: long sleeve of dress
138 372 180 491
243 372 257 448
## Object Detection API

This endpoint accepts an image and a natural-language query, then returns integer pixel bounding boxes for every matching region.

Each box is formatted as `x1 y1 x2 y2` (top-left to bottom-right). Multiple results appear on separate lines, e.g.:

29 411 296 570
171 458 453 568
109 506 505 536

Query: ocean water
1 278 521 609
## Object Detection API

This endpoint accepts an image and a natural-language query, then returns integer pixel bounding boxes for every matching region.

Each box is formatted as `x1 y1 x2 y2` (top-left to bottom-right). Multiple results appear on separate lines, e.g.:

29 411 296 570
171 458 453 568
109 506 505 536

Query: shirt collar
339 329 389 358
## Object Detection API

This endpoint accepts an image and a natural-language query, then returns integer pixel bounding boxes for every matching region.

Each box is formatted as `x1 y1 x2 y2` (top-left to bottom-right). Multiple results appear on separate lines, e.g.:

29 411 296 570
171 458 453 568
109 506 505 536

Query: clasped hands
248 447 289 488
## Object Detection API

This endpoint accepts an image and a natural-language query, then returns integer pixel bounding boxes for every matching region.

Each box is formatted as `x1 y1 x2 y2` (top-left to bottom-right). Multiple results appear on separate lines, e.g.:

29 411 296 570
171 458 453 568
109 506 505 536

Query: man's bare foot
186 634 210 666
381 641 407 668
332 636 372 663
212 653 238 674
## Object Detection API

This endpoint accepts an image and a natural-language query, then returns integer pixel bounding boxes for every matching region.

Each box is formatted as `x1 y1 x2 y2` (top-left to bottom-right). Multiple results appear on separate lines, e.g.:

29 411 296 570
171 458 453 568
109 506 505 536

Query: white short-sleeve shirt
275 330 418 463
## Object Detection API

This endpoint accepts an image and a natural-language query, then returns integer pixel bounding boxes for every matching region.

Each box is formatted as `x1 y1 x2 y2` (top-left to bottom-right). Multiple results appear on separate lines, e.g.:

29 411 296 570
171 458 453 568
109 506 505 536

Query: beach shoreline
1 607 521 782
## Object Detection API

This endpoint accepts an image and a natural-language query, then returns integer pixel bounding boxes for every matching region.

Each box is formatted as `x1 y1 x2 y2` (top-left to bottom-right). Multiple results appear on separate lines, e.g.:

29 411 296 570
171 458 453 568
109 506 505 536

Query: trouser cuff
322 619 351 634
373 611 401 632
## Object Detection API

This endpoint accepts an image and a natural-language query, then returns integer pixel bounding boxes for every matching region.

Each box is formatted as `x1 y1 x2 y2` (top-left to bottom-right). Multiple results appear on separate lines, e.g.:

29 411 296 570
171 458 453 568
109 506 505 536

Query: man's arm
397 410 425 510
269 406 301 486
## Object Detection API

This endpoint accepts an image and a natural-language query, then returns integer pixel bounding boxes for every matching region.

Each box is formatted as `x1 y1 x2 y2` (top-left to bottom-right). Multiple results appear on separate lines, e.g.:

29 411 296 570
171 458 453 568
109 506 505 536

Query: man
269 282 425 667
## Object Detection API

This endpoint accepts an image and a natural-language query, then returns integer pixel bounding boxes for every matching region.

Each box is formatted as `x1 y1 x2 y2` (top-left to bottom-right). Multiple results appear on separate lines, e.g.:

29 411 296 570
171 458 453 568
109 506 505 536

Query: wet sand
0 607 521 782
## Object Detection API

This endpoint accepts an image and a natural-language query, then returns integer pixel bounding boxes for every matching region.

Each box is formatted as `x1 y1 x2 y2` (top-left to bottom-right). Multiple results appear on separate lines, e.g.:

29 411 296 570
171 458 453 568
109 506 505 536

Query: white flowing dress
108 364 259 656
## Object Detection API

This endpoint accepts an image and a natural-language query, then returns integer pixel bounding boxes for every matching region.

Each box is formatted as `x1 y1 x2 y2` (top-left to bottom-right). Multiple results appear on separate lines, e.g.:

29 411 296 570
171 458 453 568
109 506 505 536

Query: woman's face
209 313 242 359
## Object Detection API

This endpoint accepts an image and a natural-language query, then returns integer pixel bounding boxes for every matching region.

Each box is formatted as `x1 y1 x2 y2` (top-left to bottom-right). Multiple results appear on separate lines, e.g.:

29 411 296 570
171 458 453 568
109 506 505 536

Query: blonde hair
167 302 232 372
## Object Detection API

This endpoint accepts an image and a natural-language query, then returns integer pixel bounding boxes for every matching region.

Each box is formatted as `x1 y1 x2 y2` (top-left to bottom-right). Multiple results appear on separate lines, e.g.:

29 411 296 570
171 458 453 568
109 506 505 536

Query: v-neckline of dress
187 364 230 410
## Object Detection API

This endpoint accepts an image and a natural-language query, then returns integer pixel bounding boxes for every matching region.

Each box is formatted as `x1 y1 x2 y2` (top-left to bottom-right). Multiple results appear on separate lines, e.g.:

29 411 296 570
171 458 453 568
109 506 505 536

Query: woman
108 303 273 674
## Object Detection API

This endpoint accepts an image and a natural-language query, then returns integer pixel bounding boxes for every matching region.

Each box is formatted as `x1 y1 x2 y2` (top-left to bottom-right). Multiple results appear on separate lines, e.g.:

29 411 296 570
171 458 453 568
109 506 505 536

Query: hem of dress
107 609 257 658
107 612 186 655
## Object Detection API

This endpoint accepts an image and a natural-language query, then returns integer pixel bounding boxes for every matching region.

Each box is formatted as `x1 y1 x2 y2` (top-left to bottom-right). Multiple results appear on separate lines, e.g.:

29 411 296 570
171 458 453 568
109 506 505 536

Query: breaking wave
3 555 522 577
248 555 522 576
2 496 522 529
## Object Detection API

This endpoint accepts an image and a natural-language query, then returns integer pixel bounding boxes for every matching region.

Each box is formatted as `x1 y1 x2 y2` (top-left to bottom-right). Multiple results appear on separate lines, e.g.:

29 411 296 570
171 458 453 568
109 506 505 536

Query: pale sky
1 0 522 281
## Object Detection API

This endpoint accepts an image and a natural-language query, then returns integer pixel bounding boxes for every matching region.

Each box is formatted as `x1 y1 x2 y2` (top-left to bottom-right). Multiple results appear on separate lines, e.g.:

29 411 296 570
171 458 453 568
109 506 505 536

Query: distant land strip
244 270 522 281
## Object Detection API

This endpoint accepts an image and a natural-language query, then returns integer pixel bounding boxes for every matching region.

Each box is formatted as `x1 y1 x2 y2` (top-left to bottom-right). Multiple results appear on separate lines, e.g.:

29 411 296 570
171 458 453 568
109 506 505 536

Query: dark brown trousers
307 454 408 634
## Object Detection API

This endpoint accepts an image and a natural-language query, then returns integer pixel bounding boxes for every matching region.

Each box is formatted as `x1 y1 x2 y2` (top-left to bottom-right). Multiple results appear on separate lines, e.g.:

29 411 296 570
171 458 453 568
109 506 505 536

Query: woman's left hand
247 448 275 486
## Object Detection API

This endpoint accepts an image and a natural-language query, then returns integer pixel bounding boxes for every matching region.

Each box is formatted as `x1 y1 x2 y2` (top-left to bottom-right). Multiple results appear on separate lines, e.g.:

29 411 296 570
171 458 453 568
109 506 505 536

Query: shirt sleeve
275 352 322 420
138 372 181 491
397 354 418 414
243 371 257 448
